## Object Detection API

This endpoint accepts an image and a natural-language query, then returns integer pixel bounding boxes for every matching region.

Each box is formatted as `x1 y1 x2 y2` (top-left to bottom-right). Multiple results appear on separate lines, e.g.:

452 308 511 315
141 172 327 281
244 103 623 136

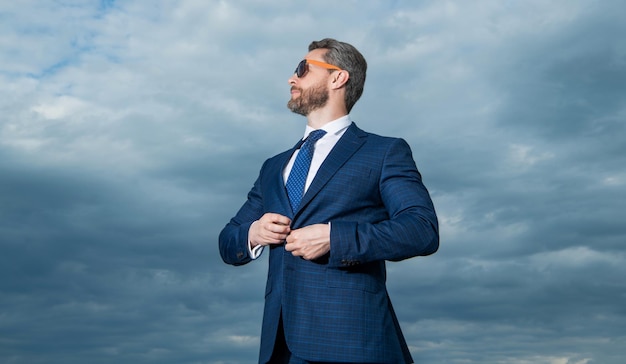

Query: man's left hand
285 223 330 260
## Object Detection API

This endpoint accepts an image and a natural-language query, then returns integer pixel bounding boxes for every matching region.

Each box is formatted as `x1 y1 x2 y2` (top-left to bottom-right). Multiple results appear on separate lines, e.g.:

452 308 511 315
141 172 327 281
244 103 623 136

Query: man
219 38 439 364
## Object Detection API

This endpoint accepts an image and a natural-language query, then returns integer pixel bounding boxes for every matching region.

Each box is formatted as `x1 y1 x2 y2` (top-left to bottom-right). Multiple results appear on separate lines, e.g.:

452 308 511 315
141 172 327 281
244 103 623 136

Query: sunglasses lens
295 60 307 78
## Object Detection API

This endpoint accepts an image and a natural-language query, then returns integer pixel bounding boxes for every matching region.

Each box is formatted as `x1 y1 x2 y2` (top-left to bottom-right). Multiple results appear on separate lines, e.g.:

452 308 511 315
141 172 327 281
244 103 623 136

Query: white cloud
508 143 555 168
1 1 625 363
530 246 623 270
32 95 89 120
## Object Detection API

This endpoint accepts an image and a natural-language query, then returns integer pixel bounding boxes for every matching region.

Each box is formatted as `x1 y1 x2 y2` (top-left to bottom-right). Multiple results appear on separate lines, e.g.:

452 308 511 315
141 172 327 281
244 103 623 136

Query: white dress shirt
248 116 352 259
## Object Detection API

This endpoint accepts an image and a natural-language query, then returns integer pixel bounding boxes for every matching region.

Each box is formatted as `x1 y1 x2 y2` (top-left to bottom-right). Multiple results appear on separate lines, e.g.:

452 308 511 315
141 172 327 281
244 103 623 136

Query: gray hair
309 38 367 113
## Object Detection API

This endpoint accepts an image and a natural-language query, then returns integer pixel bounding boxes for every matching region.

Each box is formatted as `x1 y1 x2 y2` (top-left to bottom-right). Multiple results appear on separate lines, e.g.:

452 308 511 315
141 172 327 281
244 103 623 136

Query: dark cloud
1 1 625 363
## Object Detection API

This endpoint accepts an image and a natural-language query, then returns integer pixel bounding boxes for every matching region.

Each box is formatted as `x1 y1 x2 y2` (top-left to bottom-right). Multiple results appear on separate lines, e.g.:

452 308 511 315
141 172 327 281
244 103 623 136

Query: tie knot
306 129 326 145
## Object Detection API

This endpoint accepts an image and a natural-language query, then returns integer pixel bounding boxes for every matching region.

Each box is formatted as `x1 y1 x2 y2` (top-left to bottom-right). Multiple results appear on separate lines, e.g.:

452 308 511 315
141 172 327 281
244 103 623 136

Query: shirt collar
303 115 352 139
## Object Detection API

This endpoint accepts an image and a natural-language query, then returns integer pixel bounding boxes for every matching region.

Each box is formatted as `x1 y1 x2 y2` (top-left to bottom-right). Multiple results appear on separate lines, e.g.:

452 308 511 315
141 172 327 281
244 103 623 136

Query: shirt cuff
248 238 264 259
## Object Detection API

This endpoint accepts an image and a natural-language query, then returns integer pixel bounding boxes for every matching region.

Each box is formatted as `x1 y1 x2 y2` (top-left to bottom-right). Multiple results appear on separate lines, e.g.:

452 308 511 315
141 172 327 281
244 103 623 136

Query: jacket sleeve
328 138 439 268
218 167 265 266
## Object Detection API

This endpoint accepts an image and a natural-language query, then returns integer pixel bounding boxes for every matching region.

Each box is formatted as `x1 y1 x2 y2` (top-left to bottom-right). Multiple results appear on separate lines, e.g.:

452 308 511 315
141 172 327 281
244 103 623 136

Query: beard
287 81 329 116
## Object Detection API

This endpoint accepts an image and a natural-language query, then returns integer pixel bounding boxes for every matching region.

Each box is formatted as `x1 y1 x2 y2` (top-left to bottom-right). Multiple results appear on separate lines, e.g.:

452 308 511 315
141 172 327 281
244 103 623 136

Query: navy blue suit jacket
219 123 439 363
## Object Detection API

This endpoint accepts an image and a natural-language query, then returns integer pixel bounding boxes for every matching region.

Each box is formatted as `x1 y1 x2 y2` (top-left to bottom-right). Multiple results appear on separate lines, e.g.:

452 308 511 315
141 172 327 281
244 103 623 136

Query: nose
288 73 297 85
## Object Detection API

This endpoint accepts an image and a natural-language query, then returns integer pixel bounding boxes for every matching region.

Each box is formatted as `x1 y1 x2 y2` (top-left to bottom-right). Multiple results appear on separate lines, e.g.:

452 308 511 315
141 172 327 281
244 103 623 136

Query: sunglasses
294 59 342 78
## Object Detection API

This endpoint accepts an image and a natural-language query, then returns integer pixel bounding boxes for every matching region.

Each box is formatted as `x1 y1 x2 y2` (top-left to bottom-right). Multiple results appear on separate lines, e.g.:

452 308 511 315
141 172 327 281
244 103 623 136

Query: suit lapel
296 123 366 214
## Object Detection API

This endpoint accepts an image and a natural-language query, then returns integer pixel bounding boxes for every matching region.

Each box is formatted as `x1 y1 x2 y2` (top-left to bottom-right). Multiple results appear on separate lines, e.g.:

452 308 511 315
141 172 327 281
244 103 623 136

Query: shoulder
259 143 297 172
348 123 410 151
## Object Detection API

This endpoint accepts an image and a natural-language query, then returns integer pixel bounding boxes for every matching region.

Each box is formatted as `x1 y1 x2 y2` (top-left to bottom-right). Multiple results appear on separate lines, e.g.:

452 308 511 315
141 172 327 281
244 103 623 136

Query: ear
329 70 350 90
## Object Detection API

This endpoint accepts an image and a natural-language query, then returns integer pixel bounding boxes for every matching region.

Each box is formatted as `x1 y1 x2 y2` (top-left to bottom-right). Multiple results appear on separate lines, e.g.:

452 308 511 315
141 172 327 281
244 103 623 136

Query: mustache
290 86 303 92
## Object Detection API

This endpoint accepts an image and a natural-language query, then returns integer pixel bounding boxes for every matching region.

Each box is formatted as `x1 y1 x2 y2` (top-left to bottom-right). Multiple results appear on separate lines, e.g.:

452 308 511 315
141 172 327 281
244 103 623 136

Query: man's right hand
249 213 291 248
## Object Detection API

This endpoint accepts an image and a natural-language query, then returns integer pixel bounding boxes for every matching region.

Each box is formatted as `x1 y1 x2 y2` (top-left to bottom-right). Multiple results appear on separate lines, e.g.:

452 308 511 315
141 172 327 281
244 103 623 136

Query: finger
268 213 291 226
263 221 285 234
285 234 295 245
266 232 287 243
270 224 290 235
284 241 299 252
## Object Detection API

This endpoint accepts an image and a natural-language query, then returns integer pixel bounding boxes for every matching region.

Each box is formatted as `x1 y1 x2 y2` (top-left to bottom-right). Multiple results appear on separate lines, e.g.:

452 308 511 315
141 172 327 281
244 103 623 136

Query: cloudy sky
1 1 625 363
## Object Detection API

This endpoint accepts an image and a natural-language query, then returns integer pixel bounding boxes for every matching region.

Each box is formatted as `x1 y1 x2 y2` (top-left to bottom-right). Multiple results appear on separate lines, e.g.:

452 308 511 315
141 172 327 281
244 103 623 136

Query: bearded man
219 38 439 364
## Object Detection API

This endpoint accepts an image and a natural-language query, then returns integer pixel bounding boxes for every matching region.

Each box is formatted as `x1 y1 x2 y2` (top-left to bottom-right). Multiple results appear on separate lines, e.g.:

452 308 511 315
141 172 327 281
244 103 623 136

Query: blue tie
286 129 327 212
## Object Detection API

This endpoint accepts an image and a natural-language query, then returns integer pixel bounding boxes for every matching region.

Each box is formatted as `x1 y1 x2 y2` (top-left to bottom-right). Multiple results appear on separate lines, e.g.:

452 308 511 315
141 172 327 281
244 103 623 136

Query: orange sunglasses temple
306 59 342 71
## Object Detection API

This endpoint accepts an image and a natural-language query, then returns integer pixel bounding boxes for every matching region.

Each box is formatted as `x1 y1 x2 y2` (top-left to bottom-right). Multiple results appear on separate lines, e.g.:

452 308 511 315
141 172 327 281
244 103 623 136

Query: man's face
287 78 329 116
287 49 332 116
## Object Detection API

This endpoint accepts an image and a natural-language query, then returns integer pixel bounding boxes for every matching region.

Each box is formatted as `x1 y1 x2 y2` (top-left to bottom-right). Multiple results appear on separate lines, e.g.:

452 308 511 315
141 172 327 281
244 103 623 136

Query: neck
306 103 348 129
